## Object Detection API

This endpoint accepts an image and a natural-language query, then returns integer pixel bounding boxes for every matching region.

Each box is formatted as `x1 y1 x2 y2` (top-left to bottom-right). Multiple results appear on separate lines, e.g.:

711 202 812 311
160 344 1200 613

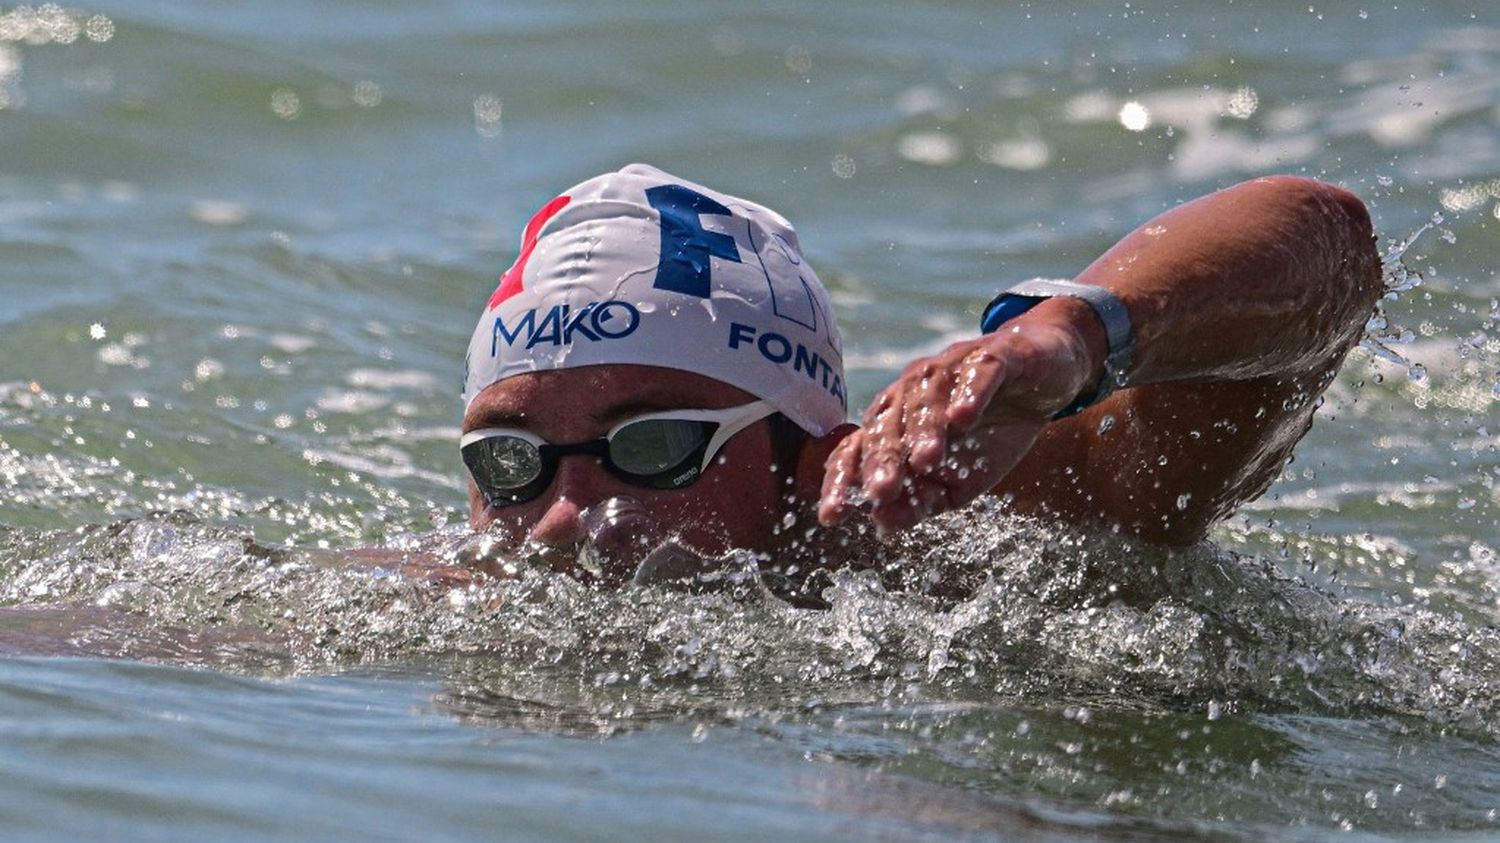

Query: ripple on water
5 503 1500 834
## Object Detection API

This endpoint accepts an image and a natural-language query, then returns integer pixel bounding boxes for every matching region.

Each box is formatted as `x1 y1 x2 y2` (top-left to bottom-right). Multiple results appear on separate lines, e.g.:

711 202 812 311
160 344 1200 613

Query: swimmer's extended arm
817 175 1383 544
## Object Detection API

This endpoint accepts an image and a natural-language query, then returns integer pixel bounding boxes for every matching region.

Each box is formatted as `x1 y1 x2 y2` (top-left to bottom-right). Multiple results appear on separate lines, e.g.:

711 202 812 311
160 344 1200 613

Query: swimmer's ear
792 422 859 500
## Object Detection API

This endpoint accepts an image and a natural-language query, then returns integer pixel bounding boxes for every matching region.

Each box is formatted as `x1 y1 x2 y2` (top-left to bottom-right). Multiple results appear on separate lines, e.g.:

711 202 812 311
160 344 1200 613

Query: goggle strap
696 402 778 473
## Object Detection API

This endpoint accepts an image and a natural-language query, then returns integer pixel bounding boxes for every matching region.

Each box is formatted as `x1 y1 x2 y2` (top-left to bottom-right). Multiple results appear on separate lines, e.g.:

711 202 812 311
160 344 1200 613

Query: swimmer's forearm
1062 175 1381 387
820 177 1382 536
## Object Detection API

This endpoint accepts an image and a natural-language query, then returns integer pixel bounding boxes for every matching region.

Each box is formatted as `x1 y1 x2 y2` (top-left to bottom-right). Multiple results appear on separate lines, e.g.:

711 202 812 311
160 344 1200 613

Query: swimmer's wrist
1003 296 1109 409
981 279 1131 416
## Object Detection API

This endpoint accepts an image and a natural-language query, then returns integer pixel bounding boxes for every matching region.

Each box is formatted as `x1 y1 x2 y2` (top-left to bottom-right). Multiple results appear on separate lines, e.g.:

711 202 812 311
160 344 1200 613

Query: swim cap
462 164 847 436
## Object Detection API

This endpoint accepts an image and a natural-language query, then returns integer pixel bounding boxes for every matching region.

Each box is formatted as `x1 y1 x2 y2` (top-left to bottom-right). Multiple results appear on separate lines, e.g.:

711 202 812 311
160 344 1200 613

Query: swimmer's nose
528 495 587 547
523 460 665 585
526 458 608 548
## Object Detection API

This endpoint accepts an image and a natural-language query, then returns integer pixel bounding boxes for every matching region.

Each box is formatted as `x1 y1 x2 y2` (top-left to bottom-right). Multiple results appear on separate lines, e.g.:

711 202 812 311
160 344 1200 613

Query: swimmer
457 164 1381 591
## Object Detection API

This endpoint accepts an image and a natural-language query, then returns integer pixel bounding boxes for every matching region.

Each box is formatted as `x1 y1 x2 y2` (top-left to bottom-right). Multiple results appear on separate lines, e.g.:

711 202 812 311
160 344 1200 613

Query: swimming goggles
460 399 778 506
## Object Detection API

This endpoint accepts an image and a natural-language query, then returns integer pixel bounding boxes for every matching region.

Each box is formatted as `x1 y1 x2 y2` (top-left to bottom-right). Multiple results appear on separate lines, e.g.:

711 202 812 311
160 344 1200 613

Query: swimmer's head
462 163 846 436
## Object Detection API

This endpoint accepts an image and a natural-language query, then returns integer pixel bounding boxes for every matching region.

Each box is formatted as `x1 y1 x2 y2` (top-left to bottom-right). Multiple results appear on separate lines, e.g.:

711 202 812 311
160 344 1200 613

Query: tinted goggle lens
462 434 545 489
608 418 709 476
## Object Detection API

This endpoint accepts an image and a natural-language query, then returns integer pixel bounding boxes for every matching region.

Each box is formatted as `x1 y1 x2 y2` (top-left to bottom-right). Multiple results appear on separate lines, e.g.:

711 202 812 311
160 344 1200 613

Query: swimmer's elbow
1305 179 1375 257
1305 180 1382 305
1251 175 1373 240
1251 175 1381 301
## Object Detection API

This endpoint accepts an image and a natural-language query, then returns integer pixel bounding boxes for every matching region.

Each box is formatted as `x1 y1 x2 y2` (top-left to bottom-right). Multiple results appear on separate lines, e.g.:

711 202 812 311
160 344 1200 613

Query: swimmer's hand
817 299 1105 534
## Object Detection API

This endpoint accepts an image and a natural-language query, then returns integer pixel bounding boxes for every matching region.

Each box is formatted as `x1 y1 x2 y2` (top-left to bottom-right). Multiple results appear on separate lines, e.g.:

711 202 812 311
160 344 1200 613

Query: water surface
2 1 1500 840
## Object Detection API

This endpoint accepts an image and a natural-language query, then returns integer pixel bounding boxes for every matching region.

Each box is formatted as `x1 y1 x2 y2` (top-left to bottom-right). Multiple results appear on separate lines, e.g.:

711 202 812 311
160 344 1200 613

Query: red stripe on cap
487 194 571 309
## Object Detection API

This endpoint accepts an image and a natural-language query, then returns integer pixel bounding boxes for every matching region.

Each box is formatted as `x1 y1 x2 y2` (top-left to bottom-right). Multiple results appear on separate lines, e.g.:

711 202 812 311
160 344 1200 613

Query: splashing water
1358 215 1439 368
3 505 1497 739
6 506 1500 836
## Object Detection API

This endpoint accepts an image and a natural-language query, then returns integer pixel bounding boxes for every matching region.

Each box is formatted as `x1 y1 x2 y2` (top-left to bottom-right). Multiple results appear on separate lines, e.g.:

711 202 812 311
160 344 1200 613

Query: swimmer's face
462 365 820 582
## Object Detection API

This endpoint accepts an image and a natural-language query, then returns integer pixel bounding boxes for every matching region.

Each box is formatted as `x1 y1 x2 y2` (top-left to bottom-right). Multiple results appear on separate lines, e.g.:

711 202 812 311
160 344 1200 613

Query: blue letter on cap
646 184 742 298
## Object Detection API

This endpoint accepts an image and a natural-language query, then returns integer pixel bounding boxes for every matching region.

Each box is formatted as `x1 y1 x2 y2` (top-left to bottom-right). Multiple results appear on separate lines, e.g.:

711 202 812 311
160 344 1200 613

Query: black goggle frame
460 400 777 507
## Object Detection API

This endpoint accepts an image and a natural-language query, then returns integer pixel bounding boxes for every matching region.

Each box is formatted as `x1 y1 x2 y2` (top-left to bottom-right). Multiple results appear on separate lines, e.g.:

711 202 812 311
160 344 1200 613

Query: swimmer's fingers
817 429 865 525
826 329 1068 531
862 354 962 502
867 474 953 534
948 324 1091 432
869 424 1038 532
867 432 1011 533
902 360 955 476
836 340 1005 526
946 340 1014 432
857 387 910 505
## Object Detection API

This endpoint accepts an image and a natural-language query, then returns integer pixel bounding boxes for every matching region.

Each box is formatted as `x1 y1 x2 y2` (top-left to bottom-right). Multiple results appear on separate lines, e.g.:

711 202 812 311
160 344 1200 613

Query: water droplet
1176 494 1193 511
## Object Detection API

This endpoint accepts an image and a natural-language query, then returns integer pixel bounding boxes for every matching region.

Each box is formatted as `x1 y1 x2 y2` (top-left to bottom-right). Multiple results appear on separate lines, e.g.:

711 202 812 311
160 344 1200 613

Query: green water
2 1 1500 840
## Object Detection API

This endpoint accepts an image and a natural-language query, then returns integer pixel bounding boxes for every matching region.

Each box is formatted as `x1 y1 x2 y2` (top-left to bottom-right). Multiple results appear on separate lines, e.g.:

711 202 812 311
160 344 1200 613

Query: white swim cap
462 164 847 436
